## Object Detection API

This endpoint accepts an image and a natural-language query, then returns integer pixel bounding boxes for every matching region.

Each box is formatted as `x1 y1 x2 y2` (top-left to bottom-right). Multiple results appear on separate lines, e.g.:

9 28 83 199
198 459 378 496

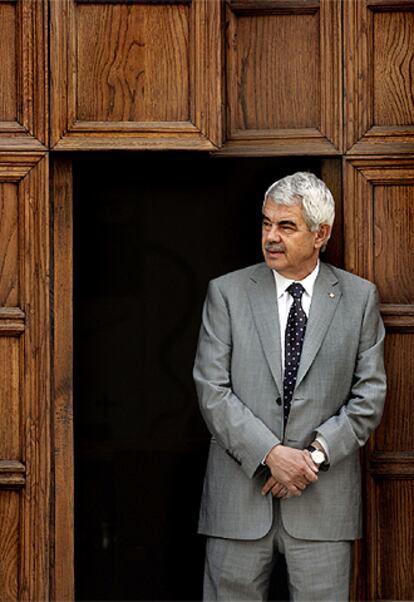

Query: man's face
261 199 329 280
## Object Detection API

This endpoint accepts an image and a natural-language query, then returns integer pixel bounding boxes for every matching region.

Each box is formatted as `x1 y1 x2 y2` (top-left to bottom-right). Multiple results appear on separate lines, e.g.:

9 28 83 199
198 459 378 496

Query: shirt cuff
315 434 330 463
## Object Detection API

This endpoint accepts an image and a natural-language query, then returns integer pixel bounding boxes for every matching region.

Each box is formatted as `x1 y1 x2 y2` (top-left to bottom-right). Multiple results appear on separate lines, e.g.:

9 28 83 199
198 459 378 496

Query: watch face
311 450 325 465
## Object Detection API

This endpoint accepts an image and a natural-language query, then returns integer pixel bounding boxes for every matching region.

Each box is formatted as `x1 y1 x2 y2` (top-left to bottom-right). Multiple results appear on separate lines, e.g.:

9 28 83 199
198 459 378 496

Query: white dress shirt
271 261 330 460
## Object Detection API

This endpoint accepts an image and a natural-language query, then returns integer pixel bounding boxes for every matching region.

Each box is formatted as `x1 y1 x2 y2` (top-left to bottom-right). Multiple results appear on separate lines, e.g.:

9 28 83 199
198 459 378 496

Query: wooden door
345 158 414 600
344 2 414 599
0 153 50 600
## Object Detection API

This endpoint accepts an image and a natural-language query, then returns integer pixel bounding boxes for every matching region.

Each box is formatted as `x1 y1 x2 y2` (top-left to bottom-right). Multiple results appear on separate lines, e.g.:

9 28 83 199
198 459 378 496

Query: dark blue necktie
283 283 307 428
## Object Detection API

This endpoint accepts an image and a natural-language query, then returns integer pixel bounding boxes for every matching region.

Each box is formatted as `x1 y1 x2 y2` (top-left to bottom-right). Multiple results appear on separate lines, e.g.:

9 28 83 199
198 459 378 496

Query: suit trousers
203 499 352 601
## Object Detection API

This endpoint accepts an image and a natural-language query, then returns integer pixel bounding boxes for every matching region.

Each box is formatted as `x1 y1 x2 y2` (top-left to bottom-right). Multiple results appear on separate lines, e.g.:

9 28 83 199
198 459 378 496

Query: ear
314 224 331 249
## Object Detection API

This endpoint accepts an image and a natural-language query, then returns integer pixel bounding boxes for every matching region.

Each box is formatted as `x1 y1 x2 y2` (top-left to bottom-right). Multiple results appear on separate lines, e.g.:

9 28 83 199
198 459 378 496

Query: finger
270 483 284 497
286 484 302 497
275 487 288 498
261 477 276 496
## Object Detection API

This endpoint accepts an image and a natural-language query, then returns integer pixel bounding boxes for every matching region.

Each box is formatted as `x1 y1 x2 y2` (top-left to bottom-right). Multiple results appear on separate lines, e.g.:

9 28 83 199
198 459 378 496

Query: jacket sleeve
316 284 387 467
193 279 280 479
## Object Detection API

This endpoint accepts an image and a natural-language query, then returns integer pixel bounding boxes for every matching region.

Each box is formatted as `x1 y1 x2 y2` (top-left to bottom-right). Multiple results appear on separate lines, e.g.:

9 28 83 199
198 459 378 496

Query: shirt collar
272 260 320 299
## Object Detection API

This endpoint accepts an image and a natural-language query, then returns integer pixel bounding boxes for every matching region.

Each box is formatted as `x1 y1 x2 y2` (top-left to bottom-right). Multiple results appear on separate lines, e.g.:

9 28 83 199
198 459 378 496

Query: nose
265 224 281 242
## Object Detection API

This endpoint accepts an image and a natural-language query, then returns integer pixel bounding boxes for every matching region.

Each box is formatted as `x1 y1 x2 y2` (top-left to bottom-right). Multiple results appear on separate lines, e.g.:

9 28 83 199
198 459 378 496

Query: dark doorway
73 153 332 600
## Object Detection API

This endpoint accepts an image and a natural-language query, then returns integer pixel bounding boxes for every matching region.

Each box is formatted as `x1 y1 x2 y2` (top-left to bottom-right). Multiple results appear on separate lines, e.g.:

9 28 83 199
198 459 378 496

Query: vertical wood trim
19 153 51 600
343 158 374 280
18 0 48 143
192 0 223 147
50 0 70 147
344 0 372 149
320 159 343 267
51 157 74 601
320 0 343 151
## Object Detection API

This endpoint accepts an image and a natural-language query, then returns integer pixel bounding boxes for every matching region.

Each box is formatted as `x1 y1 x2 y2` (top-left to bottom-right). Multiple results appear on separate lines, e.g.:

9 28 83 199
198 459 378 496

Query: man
193 172 386 601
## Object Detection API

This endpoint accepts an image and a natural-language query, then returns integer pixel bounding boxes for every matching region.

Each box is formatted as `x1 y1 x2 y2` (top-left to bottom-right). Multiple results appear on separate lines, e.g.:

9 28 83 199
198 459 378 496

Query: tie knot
287 282 305 300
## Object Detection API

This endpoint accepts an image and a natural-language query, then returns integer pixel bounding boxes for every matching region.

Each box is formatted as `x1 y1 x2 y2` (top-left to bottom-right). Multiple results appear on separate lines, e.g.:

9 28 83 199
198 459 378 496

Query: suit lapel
247 264 283 395
296 262 342 388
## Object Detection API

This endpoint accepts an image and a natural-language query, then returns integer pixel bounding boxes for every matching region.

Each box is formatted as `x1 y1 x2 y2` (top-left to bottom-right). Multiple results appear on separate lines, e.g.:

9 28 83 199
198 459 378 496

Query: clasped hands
261 444 319 499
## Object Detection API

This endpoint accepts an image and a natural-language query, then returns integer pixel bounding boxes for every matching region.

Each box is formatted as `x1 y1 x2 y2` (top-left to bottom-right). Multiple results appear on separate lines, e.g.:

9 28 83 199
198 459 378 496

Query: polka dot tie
283 283 307 428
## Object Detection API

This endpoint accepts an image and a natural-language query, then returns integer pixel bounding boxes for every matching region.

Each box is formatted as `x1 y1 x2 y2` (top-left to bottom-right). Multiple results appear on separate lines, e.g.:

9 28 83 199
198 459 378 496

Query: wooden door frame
51 156 74 601
49 154 345 602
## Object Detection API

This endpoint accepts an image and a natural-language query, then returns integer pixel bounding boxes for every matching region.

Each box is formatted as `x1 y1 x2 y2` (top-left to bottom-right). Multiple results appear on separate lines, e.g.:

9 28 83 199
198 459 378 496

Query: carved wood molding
50 0 222 150
345 0 414 154
227 0 320 15
344 157 414 283
0 308 25 335
0 0 47 149
221 0 342 155
0 461 25 489
0 153 51 600
370 453 414 478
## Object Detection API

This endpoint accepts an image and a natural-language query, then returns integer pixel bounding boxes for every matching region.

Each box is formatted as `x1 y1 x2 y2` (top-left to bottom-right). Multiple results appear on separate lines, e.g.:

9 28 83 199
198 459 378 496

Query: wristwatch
307 445 326 468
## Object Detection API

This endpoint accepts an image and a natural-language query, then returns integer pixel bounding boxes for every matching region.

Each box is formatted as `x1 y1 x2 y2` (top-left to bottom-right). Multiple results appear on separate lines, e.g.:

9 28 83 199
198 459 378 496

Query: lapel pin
329 292 335 298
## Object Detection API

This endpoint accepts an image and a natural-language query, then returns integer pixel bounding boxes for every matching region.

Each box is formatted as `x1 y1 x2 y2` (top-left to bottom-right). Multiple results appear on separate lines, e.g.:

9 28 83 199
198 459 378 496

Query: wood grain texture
320 159 343 268
375 333 414 452
345 156 414 601
225 0 342 153
77 4 189 122
0 0 48 147
0 492 19 601
373 11 414 126
51 157 74 602
374 480 414 599
0 183 19 305
50 0 222 149
0 3 17 122
228 11 320 130
345 0 414 153
344 157 414 281
374 183 414 303
17 153 51 601
0 338 20 459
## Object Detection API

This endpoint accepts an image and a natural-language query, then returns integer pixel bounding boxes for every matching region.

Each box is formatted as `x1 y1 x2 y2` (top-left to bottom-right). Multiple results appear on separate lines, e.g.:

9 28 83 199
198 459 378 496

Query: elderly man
193 172 386 601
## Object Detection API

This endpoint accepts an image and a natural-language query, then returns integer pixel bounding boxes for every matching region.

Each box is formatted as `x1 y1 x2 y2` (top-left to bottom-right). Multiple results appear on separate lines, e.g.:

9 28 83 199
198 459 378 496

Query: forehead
262 199 305 223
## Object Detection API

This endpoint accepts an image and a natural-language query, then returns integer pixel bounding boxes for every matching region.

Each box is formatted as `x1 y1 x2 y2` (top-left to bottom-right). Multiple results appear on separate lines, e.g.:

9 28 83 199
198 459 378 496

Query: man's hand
263 444 319 497
261 475 290 498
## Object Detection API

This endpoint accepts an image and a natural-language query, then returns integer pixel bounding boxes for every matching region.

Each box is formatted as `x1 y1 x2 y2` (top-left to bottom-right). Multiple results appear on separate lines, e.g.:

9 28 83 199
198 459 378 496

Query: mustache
265 242 285 252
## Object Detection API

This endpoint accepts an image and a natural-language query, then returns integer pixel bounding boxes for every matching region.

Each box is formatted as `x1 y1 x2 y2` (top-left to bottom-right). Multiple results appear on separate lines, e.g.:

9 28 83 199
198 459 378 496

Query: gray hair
264 172 335 250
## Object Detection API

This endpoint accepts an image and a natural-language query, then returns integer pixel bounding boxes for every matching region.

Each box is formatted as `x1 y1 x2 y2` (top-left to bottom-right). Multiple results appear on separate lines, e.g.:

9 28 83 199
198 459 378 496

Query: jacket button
275 397 282 406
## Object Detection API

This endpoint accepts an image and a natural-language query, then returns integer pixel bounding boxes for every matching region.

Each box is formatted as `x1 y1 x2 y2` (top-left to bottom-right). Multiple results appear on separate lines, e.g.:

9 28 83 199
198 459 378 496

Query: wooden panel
0 0 47 149
374 480 414 599
375 333 414 452
345 156 414 601
0 338 20 459
220 0 342 156
51 157 74 601
0 492 20 601
344 158 414 286
76 3 189 122
0 153 51 600
50 0 222 150
0 183 19 306
345 0 414 154
0 2 16 122
231 13 320 130
373 10 414 126
374 184 414 304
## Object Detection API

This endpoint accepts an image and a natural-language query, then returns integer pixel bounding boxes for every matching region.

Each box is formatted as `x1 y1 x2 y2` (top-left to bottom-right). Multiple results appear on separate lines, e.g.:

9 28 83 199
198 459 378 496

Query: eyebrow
262 214 297 227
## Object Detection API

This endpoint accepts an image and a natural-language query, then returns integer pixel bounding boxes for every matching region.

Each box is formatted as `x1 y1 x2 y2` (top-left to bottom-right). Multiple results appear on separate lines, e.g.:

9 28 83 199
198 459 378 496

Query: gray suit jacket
193 262 386 541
